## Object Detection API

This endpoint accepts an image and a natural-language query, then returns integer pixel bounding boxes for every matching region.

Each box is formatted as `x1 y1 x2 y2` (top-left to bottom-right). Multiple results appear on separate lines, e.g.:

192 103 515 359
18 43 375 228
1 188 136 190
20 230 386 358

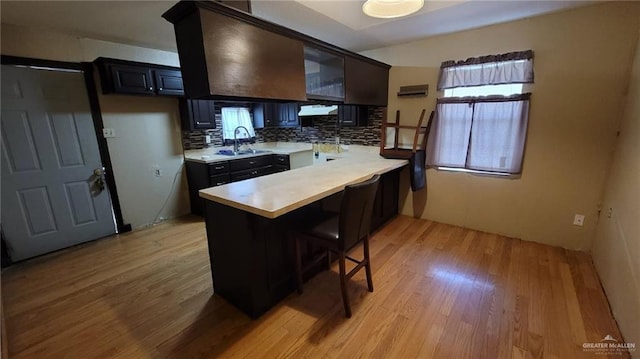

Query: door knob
90 167 107 195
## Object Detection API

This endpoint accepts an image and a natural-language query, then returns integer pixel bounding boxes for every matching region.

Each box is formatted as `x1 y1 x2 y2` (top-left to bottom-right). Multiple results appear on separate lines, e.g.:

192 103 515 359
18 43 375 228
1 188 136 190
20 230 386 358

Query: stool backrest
339 174 381 250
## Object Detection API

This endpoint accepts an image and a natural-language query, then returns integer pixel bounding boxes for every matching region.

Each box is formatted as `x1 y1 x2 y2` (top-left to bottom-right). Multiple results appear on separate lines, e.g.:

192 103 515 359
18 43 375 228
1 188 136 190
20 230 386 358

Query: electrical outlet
205 135 212 144
573 214 585 226
607 208 612 219
102 128 116 138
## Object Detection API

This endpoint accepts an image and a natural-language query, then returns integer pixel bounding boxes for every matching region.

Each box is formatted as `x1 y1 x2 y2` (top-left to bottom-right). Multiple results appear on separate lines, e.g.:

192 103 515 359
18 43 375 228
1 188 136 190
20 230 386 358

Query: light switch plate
573 214 585 226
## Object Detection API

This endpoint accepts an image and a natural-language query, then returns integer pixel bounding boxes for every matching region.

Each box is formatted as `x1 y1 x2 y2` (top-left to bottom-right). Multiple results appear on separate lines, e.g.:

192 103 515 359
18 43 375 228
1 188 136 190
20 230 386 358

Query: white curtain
427 95 530 174
468 100 529 173
426 102 473 168
438 50 534 90
221 107 255 142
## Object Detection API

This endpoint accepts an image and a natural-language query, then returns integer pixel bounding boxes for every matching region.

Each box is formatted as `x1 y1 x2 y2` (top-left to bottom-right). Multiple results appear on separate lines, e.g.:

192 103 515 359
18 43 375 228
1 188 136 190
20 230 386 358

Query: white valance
437 50 534 90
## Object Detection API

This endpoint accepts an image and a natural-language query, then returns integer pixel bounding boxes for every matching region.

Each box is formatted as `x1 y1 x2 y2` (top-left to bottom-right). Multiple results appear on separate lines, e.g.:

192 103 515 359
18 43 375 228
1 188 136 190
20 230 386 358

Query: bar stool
380 109 434 191
293 174 380 318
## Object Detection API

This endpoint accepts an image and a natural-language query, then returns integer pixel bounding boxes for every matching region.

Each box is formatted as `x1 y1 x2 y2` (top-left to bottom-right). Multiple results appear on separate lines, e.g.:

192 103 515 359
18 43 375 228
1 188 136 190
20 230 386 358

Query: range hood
298 105 338 116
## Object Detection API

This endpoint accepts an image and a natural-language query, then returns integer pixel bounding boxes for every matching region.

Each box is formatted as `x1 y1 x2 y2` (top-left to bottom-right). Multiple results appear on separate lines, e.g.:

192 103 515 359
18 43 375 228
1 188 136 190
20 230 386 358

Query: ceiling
0 0 594 53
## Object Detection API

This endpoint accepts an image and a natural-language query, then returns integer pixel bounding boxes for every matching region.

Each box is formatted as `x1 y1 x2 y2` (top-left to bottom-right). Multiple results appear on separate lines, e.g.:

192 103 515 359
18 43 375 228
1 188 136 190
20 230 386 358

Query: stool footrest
346 258 368 280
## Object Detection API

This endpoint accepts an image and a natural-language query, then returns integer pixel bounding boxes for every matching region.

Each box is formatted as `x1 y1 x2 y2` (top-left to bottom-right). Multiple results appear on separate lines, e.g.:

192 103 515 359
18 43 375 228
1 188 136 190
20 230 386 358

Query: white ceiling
0 0 594 53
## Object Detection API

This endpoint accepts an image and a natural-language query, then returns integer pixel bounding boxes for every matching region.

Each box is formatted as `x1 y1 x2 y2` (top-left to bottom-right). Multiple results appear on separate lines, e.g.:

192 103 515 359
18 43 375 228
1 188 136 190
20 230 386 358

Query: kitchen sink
216 149 271 156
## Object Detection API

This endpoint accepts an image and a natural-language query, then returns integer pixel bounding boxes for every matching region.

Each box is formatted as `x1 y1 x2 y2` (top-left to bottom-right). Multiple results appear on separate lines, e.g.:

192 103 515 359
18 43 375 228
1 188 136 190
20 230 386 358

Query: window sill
433 166 520 179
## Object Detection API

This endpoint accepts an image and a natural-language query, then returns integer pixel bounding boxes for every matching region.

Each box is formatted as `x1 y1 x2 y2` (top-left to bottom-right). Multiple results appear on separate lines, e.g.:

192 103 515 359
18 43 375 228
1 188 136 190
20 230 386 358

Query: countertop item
184 142 313 163
199 151 407 219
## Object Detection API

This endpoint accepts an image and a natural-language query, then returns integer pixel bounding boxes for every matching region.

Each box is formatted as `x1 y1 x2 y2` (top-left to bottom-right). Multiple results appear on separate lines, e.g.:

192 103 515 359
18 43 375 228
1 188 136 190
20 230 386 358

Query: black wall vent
397 84 428 97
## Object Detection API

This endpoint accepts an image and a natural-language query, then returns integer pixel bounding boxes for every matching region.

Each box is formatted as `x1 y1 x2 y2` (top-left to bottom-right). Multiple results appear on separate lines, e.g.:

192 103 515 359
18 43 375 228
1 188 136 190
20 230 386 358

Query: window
221 107 255 145
443 83 523 98
427 51 533 175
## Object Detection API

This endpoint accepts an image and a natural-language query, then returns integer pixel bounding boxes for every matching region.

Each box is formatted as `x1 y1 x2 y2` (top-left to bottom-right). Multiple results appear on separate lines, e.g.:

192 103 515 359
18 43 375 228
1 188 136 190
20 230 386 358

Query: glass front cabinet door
304 46 345 102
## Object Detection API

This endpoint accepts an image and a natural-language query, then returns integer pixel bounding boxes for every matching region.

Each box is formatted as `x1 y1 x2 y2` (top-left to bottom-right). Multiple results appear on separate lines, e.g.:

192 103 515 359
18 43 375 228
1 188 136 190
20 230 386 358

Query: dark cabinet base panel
203 169 400 318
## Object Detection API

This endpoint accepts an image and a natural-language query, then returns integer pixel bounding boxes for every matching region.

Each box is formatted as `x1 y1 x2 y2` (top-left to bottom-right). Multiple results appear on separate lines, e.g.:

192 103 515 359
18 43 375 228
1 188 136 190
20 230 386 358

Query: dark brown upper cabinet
180 99 216 131
338 105 369 127
345 57 389 106
216 0 251 13
278 103 301 127
252 103 275 128
108 64 154 95
163 1 390 106
154 69 185 96
166 5 306 102
253 103 300 128
95 58 184 97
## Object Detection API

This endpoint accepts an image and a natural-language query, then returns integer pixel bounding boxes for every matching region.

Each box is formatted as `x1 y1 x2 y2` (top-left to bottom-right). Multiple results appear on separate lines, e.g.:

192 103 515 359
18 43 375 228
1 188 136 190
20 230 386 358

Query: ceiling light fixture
362 0 424 19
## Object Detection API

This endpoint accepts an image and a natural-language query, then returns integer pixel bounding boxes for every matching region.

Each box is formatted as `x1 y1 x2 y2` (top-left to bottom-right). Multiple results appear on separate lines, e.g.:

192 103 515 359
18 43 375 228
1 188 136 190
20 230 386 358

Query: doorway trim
1 55 131 233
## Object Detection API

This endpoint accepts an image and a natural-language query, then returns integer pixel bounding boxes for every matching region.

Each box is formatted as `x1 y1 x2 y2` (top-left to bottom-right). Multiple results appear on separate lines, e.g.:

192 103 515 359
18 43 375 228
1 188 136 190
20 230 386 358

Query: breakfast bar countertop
197 144 405 318
199 150 407 219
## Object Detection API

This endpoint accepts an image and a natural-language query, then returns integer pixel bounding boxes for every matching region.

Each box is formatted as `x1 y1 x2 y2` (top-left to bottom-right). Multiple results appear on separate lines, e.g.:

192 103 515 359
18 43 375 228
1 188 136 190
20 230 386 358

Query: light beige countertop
184 142 313 163
199 149 407 218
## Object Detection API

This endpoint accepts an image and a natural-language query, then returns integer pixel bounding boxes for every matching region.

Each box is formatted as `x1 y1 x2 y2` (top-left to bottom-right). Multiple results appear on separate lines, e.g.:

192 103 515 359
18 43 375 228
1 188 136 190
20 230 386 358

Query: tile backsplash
182 107 384 150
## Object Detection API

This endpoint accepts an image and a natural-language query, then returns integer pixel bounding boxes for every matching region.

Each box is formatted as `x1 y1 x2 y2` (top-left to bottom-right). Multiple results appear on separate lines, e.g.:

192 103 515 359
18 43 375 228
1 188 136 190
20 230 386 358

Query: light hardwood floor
1 215 628 358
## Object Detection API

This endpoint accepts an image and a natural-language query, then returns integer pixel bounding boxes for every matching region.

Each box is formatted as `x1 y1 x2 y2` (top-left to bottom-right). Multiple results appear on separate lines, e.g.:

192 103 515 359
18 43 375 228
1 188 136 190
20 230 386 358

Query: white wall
96 91 188 229
591 31 640 353
1 23 189 229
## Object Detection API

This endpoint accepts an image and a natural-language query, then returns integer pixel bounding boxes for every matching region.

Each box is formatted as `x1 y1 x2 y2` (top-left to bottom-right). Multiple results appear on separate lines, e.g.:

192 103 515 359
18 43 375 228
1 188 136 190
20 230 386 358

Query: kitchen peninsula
197 147 406 317
164 0 396 317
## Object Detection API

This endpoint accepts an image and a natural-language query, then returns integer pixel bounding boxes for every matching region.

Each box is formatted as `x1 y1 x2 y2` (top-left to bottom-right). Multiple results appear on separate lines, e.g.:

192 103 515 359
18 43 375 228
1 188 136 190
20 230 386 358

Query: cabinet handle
196 121 201 125
148 86 153 91
214 165 224 170
216 182 225 185
159 87 163 91
249 161 255 165
278 158 284 162
251 170 258 175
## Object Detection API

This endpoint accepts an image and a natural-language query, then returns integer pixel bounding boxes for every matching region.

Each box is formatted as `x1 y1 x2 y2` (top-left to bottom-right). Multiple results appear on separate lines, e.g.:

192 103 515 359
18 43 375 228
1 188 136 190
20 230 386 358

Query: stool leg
294 237 303 294
364 235 374 292
339 251 352 318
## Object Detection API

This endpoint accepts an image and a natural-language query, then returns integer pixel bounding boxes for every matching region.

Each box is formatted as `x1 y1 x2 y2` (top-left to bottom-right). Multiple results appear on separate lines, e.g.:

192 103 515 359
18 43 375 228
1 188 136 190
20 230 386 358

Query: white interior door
1 65 116 261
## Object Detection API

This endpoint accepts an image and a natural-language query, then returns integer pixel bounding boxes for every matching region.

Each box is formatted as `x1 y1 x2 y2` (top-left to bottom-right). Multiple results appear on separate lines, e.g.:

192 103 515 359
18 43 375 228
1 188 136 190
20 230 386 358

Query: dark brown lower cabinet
202 167 401 318
186 154 291 216
186 161 211 216
370 168 400 231
229 165 273 182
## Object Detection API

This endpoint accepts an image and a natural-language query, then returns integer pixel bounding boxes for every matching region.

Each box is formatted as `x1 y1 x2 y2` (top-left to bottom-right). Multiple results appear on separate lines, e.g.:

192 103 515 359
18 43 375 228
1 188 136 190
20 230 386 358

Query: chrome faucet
233 126 252 154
